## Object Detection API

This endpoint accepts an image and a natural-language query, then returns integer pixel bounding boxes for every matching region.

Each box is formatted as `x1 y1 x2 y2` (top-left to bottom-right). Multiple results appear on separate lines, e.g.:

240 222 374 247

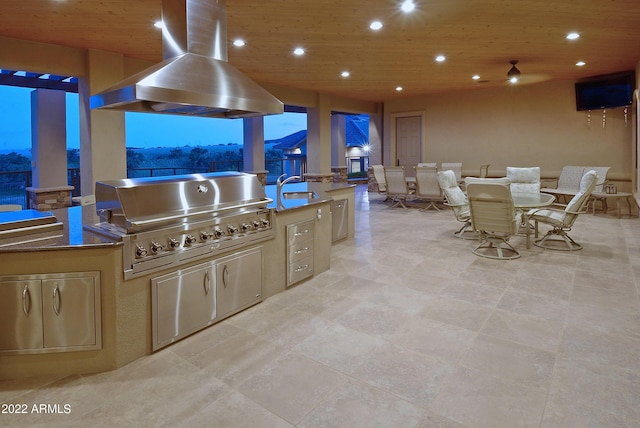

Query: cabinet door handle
295 229 310 236
222 265 229 288
294 247 310 255
203 271 211 295
22 284 31 316
295 264 310 272
52 283 61 316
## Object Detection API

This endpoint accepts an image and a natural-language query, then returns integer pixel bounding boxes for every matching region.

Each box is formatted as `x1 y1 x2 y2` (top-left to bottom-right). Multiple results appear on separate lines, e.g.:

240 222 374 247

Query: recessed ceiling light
370 21 383 31
293 47 305 56
400 0 415 13
341 71 350 78
435 55 446 62
154 20 163 29
566 32 580 40
576 61 586 67
395 86 403 92
233 39 246 47
472 75 481 80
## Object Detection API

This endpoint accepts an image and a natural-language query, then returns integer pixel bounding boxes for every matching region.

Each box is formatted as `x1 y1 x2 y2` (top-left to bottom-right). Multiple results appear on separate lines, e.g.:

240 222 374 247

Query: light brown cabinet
0 272 101 354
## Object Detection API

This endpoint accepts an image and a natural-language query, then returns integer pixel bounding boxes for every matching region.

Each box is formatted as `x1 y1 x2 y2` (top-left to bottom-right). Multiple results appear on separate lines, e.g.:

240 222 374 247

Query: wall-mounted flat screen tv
575 71 635 111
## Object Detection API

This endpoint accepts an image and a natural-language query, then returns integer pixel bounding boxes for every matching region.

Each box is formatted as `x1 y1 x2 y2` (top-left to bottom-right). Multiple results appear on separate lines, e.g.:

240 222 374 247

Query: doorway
394 113 423 177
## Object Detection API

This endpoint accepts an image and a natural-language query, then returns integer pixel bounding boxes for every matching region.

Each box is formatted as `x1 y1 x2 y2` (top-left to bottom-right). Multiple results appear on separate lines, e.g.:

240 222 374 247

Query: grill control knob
135 244 148 258
253 220 261 229
227 225 238 235
150 241 164 253
168 238 180 249
201 231 214 241
261 218 270 227
213 227 224 238
241 223 251 232
184 234 197 245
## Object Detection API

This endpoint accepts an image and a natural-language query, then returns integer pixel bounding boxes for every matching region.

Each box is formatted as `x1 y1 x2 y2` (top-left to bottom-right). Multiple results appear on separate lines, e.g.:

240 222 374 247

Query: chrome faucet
276 173 301 209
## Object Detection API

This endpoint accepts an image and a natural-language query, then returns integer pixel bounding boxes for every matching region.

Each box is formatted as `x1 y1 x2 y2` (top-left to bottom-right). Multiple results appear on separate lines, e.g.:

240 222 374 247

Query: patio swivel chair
528 169 598 251
414 166 445 211
384 166 413 208
467 181 523 260
371 164 389 200
506 166 541 193
441 162 463 183
437 170 474 239
506 166 541 232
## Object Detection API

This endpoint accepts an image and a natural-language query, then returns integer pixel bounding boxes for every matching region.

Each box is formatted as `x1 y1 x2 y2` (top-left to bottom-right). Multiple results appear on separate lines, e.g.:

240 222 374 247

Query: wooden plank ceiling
0 0 638 102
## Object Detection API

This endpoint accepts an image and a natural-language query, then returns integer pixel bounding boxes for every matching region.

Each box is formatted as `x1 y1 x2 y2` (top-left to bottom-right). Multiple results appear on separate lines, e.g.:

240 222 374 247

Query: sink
282 191 319 200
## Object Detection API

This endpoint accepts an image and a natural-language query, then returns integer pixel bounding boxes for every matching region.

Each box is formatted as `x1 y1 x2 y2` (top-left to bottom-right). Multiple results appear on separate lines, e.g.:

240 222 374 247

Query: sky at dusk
0 85 307 152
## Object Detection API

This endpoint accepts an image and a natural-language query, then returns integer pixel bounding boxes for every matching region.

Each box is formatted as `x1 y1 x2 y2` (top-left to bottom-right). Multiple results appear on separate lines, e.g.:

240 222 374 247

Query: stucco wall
383 79 635 182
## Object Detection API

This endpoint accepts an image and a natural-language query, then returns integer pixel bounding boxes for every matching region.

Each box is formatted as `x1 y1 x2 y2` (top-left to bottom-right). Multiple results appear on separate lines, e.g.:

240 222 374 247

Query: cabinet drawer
288 255 314 285
287 219 315 246
288 241 314 263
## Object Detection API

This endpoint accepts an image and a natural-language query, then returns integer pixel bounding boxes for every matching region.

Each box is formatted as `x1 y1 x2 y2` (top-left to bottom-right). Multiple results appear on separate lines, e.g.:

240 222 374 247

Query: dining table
512 192 556 248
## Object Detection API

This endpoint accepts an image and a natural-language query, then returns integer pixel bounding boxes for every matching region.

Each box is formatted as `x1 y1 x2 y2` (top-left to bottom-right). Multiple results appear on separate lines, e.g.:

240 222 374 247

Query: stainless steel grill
87 172 274 279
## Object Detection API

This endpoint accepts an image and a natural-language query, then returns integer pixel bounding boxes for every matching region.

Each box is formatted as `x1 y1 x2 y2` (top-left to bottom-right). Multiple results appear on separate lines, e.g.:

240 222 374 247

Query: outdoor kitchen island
0 175 355 380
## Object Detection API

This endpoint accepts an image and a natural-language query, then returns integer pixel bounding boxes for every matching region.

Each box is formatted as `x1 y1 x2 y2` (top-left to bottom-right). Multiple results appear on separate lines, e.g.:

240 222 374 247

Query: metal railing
0 158 313 207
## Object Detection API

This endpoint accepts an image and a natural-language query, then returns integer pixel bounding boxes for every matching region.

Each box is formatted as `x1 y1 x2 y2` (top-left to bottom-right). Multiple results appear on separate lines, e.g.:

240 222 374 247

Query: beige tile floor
2 185 640 427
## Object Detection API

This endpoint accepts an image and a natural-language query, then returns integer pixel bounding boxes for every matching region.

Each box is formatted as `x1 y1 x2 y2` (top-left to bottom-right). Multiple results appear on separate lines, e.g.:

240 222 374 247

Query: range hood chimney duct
90 0 283 118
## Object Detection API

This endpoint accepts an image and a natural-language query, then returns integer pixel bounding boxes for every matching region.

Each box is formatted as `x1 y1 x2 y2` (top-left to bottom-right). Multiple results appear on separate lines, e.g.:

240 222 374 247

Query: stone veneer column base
304 173 336 183
331 166 348 183
367 166 381 191
26 186 74 210
247 170 268 186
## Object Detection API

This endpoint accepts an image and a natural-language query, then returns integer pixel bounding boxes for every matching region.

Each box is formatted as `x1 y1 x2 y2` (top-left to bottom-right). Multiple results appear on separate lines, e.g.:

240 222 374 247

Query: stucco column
31 88 68 188
78 49 127 197
243 117 268 185
331 114 346 167
27 88 74 209
305 93 334 182
368 112 383 165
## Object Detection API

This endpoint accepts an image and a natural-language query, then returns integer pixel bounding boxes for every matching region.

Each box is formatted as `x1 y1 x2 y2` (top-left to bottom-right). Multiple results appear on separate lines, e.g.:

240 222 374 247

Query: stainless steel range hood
90 0 283 118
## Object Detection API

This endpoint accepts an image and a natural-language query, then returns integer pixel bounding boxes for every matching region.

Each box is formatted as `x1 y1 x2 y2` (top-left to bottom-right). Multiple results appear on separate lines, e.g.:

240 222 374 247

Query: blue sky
0 85 307 151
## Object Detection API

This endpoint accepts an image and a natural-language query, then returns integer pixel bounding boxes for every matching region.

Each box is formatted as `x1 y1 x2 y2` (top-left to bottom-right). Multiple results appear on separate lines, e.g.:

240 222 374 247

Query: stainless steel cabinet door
216 247 262 319
152 262 216 350
41 276 97 349
331 199 348 242
0 280 43 351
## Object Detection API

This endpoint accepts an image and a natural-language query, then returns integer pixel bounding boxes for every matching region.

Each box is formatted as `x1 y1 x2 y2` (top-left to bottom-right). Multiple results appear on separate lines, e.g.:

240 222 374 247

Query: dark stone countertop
0 205 121 252
264 182 355 212
0 182 355 251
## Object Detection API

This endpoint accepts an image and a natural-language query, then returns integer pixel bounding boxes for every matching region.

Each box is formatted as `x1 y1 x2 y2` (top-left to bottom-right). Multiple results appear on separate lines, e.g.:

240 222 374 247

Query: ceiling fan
507 60 521 83
503 59 550 86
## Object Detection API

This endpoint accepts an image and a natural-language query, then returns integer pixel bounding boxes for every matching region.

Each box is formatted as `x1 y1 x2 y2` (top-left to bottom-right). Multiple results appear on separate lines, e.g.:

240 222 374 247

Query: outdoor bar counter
0 181 355 380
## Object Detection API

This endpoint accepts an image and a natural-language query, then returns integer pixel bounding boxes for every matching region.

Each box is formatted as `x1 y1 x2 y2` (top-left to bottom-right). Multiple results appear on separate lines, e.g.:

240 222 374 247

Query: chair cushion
566 170 598 213
464 176 511 186
437 170 470 219
506 167 541 193
528 208 567 227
